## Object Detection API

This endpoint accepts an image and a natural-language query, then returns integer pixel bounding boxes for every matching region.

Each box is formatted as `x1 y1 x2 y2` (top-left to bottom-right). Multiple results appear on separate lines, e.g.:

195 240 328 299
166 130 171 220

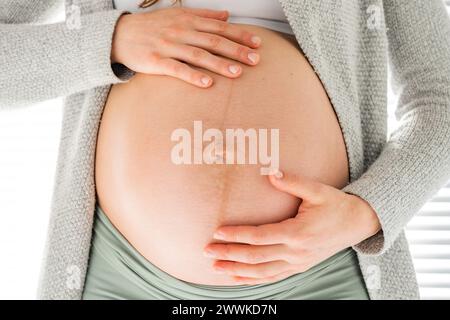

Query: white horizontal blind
402 1 450 299
406 184 450 299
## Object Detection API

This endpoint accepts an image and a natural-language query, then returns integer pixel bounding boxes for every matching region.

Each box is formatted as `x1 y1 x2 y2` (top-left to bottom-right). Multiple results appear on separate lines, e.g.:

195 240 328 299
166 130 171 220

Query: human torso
95 2 349 285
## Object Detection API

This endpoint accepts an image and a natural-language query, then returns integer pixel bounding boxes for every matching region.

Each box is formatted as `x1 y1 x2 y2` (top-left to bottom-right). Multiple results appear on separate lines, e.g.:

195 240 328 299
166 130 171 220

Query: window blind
406 182 450 299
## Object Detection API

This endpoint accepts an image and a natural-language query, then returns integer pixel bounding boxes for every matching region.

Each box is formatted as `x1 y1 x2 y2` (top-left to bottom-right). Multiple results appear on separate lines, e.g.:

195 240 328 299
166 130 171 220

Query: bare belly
94 25 349 285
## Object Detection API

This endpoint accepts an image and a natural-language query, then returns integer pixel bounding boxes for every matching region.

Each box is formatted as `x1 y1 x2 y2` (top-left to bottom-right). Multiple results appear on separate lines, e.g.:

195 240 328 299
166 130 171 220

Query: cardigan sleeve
342 0 450 256
0 8 134 109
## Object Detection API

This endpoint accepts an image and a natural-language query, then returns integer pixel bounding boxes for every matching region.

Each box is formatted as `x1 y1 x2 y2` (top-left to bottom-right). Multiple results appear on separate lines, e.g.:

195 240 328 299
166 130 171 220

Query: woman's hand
111 7 261 87
203 171 381 285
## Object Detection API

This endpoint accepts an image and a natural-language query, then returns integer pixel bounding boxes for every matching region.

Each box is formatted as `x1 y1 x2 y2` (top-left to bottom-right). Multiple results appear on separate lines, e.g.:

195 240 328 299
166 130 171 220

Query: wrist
111 12 131 64
348 194 382 240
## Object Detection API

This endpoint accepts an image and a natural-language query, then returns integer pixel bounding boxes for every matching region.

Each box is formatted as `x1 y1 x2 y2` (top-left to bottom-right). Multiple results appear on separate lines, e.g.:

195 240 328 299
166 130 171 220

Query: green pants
82 204 370 300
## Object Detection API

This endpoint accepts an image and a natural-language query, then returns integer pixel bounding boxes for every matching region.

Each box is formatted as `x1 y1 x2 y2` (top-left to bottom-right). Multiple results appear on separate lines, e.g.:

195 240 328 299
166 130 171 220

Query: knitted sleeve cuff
342 105 450 257
80 9 135 86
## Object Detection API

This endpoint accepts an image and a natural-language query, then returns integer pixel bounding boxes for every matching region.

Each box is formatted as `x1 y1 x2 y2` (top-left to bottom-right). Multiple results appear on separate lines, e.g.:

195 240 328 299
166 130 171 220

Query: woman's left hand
203 171 381 285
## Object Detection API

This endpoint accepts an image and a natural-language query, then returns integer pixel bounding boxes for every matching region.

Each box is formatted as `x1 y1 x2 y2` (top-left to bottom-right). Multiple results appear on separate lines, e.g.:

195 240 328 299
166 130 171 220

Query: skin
109 7 382 285
111 7 262 87
203 171 381 285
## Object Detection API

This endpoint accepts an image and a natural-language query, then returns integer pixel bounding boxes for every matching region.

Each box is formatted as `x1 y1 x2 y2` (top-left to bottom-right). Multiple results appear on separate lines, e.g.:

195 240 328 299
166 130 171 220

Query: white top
113 0 294 35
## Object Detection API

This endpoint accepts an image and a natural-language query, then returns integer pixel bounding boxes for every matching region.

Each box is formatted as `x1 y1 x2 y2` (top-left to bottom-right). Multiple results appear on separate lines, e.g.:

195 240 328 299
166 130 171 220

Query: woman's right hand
111 7 262 88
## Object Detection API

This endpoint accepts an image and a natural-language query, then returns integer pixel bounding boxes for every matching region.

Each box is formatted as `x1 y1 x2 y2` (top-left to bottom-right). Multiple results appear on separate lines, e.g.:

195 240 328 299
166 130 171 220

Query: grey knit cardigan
1 0 450 300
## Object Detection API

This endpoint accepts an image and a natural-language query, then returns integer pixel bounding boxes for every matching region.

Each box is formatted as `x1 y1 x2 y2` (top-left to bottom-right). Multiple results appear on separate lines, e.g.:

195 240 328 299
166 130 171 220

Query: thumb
268 170 324 202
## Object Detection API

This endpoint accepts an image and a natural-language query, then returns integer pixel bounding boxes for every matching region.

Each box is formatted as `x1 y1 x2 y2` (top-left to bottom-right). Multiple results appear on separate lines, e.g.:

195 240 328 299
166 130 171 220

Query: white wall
0 100 62 299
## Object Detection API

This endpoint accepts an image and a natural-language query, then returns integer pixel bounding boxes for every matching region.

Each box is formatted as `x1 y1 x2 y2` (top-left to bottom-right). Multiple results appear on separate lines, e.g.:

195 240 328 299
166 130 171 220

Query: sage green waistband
82 204 369 300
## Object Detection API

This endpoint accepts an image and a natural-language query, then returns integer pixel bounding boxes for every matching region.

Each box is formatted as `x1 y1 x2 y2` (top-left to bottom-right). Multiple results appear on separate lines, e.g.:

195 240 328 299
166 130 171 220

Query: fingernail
274 170 284 179
247 52 259 64
201 76 211 86
203 249 216 258
213 231 226 240
251 36 262 46
228 65 241 74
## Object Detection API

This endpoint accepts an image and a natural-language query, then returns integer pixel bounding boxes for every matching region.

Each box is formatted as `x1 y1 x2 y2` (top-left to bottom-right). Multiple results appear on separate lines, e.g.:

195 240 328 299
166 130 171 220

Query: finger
156 58 213 87
178 30 259 66
204 243 289 264
165 43 243 78
213 260 293 279
268 171 327 203
233 269 299 285
191 17 262 49
213 220 293 245
180 8 229 21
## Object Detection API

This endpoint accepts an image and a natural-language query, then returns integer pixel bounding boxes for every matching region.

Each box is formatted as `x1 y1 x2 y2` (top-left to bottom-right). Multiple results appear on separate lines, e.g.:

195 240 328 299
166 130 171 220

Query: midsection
94 25 349 285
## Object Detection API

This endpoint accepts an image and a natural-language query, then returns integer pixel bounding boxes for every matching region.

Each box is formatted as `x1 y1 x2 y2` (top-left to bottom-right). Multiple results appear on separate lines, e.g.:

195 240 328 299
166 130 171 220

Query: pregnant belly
94 25 349 285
